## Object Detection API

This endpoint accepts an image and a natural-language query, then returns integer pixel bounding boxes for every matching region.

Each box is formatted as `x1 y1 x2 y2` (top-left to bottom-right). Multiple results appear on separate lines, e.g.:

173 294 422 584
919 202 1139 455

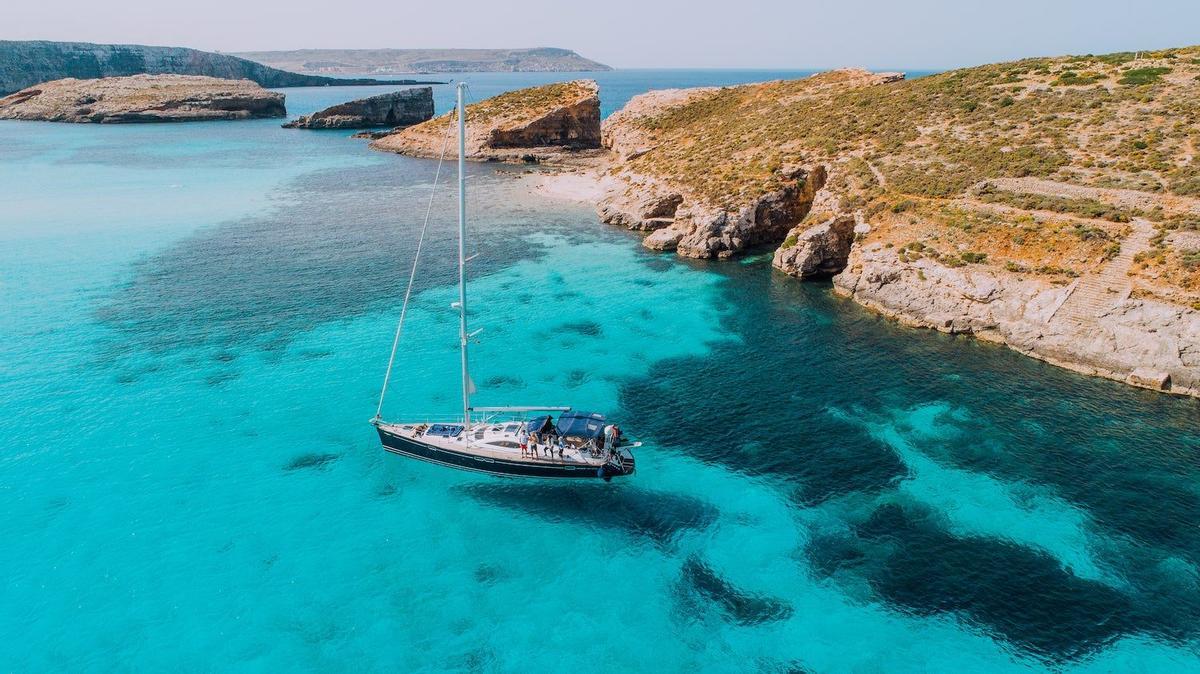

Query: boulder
0 74 285 123
1127 368 1172 391
773 214 857 278
283 87 433 129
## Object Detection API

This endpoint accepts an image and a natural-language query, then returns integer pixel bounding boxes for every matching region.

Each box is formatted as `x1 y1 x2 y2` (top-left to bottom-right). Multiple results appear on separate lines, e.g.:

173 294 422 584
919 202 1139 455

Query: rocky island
370 80 601 162
282 87 434 129
0 75 286 123
378 50 1200 397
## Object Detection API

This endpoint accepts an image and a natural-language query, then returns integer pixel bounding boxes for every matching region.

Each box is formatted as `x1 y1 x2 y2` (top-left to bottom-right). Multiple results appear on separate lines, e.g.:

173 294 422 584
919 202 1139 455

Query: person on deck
517 427 529 457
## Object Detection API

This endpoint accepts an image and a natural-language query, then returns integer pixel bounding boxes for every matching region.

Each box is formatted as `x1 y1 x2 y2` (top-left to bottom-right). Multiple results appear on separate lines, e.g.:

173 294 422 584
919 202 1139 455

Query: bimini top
556 411 606 439
524 415 556 435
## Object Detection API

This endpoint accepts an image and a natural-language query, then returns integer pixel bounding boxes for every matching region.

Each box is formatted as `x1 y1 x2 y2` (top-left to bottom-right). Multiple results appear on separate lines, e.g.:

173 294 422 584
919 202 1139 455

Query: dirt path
976 177 1200 215
866 160 887 188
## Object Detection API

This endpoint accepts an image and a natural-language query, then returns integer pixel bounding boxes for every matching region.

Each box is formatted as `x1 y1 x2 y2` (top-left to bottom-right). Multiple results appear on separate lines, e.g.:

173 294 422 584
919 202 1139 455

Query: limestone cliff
596 70 901 259
370 80 601 162
283 88 433 129
0 75 286 123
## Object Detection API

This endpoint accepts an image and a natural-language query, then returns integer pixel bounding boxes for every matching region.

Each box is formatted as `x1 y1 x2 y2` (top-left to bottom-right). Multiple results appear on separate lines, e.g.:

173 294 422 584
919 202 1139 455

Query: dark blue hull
377 427 634 480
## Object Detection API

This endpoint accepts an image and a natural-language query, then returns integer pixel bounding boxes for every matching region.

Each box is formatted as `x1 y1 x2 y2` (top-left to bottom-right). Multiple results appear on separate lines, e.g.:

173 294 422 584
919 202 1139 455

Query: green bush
1118 67 1171 85
1073 224 1111 241
1052 71 1104 86
1168 165 1200 196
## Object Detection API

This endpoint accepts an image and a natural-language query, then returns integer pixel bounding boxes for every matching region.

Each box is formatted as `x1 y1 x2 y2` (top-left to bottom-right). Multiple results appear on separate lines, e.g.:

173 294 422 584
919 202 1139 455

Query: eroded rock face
595 175 683 231
371 80 601 162
601 87 720 160
832 245 1200 396
773 214 857 278
0 75 285 123
488 95 599 148
636 165 829 259
282 87 433 129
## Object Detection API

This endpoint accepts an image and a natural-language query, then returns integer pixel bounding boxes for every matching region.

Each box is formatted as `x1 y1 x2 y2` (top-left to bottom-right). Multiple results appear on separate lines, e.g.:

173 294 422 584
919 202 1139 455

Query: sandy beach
530 169 607 204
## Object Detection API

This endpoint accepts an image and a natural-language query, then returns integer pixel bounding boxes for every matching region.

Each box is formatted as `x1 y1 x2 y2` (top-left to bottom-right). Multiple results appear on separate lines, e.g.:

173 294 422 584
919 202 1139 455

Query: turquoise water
2 72 1200 672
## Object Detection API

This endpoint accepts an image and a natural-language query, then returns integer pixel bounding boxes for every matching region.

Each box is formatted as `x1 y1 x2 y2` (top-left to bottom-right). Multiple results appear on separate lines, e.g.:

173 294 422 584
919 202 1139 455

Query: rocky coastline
283 87 433 129
0 74 286 123
370 56 1200 398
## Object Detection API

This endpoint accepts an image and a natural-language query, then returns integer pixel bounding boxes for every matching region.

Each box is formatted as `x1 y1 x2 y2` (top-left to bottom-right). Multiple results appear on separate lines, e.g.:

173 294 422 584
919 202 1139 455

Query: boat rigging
371 82 637 481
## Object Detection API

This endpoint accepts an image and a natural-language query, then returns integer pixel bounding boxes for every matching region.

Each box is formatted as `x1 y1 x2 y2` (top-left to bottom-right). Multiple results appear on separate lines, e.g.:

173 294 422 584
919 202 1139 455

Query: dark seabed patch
299 349 334 360
204 370 240 387
92 161 570 363
560 320 603 337
484 375 524 388
678 555 793 626
458 483 718 548
618 260 1200 663
473 563 507 585
284 453 341 471
812 501 1200 662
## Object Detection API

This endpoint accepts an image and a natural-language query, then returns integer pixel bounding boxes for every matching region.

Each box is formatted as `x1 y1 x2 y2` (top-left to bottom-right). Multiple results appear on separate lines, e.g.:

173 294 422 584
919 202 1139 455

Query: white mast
456 82 472 428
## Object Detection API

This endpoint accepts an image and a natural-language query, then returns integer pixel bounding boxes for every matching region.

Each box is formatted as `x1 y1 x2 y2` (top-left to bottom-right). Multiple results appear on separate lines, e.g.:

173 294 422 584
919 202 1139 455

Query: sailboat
370 83 637 481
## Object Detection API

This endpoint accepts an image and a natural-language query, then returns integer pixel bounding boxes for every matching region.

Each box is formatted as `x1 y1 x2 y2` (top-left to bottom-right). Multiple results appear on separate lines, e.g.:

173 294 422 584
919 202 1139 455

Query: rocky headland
0 75 286 123
0 40 434 96
368 49 1200 398
588 50 1200 396
231 47 612 74
370 80 601 162
283 87 434 129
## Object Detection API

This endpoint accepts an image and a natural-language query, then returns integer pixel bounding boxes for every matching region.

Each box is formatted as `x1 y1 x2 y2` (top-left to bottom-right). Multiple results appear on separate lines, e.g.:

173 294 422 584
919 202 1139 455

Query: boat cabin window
490 440 522 449
426 424 464 437
502 424 521 434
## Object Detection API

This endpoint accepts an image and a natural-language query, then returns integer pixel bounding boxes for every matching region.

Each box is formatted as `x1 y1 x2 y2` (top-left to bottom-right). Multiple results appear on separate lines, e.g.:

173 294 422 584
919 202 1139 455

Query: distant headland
0 40 442 96
229 48 612 74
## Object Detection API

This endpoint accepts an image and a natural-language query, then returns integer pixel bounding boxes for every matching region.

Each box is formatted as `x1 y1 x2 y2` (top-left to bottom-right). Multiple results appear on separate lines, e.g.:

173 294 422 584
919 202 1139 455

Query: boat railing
375 410 546 427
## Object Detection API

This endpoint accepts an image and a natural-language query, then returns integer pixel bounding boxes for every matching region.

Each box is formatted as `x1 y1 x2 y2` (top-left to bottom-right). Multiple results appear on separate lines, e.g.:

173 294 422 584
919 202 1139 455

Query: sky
4 0 1199 70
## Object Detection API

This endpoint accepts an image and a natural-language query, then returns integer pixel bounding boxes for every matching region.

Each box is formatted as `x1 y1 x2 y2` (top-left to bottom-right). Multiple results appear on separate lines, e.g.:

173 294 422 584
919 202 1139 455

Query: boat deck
378 421 610 467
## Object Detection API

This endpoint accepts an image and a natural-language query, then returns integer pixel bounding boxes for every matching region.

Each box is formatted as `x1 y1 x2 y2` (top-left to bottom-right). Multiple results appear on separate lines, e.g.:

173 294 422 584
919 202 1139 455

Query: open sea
3 70 1200 672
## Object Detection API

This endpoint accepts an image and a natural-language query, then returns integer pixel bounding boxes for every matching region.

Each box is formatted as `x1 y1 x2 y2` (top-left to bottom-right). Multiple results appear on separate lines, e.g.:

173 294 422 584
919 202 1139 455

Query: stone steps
1051 218 1154 325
